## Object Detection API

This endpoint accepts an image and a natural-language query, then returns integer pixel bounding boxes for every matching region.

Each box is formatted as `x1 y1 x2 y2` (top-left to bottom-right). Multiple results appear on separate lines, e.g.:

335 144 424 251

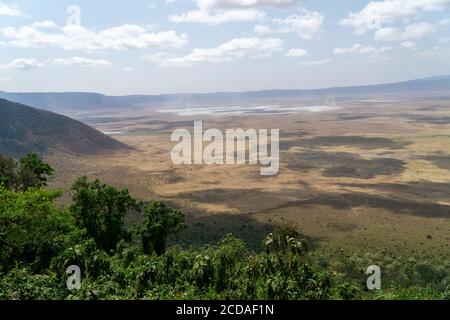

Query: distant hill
0 98 132 158
1 75 449 114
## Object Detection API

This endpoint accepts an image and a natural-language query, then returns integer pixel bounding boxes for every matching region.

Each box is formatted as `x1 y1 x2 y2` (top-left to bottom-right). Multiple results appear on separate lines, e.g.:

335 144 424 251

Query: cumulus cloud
339 0 450 34
413 46 449 58
333 43 393 61
253 8 324 39
30 20 58 29
400 41 417 50
196 0 298 10
2 56 114 70
169 0 300 25
297 58 330 66
254 24 275 34
333 43 393 55
145 37 283 67
285 48 308 57
374 22 436 41
273 8 324 39
169 9 265 24
1 22 187 51
52 57 112 68
0 3 23 17
2 58 46 70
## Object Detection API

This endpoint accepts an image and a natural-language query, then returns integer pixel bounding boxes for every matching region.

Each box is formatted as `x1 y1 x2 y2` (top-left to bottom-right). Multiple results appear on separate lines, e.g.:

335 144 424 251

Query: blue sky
0 0 449 95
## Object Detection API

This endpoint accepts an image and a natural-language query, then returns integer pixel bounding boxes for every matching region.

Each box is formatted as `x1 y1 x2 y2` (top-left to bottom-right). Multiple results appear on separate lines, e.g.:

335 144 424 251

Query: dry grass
46 96 450 262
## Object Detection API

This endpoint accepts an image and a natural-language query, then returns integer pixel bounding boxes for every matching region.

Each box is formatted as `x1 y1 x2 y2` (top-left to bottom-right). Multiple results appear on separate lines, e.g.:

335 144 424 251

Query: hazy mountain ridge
1 75 449 113
0 98 132 158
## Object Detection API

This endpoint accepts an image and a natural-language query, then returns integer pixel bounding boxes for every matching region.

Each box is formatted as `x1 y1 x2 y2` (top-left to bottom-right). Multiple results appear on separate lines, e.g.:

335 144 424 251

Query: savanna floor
46 94 450 284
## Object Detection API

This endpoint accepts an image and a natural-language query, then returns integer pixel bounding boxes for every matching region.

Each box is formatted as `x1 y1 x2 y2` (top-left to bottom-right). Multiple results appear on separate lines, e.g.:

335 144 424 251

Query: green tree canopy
0 153 55 191
0 186 80 273
17 153 54 191
70 176 138 251
0 154 16 190
139 201 186 255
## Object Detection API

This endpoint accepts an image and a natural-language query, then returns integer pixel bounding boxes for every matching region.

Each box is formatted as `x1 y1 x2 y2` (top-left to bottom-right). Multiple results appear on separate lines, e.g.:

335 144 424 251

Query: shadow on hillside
336 181 450 202
285 151 406 179
267 191 450 219
402 114 450 125
170 212 277 251
171 182 450 221
283 135 411 150
421 154 450 170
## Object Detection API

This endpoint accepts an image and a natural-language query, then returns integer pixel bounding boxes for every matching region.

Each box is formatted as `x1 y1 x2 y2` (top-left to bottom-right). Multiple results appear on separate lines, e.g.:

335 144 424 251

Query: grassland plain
46 96 450 289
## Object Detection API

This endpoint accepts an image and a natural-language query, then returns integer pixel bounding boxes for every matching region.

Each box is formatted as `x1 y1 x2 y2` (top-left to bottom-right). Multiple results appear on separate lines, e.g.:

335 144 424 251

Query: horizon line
1 74 448 97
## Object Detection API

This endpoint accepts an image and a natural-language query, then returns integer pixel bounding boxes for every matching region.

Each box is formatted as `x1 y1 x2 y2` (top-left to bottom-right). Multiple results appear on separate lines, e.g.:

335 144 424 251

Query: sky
0 0 449 95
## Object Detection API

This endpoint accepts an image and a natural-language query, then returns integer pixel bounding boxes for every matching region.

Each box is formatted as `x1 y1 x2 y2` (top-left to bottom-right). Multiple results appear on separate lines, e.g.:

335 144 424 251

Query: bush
70 176 138 252
1 168 446 300
0 187 81 273
138 201 186 255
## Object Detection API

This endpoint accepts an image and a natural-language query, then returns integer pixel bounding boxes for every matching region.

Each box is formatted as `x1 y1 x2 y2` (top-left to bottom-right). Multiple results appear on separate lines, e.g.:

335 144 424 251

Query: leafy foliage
0 165 448 300
17 153 54 191
0 155 16 190
138 202 186 255
0 187 81 273
70 176 138 252
0 153 54 192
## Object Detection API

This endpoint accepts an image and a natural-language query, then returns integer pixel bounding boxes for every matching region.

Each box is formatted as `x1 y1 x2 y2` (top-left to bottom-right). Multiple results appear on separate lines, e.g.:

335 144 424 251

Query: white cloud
333 43 393 55
2 56 114 70
374 22 436 41
285 48 308 57
438 17 450 26
2 58 46 70
169 9 265 24
31 20 58 29
414 46 449 58
273 8 324 39
252 8 324 39
1 22 187 51
52 57 112 68
297 58 331 66
123 67 134 72
145 37 283 67
196 0 298 10
170 0 300 25
339 0 450 34
254 24 274 34
400 41 417 50
0 3 23 17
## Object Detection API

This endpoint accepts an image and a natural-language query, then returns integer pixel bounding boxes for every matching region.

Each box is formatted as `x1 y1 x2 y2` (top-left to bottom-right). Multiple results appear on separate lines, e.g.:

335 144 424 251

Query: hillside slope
0 98 132 157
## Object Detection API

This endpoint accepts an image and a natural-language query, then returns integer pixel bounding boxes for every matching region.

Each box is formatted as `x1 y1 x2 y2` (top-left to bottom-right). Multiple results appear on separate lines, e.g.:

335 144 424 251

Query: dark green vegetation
0 98 131 157
0 153 54 191
0 154 448 300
